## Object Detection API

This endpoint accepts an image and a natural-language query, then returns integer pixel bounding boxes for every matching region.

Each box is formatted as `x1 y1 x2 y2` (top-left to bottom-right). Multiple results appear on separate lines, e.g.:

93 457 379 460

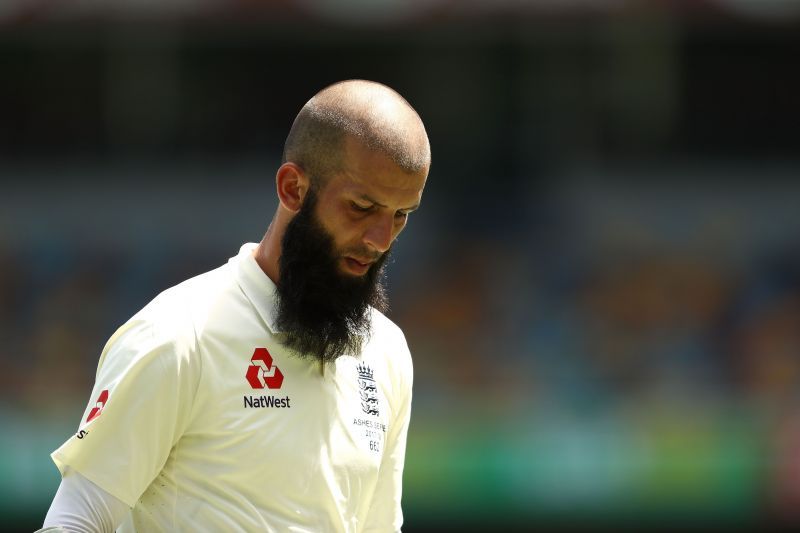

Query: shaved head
282 80 430 187
262 81 430 361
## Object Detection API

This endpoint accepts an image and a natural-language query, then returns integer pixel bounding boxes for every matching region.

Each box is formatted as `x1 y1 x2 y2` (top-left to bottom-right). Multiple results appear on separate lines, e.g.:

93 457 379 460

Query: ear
275 162 310 213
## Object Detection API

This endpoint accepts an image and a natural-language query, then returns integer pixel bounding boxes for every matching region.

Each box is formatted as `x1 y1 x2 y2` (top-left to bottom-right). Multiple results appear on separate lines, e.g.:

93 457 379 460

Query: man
40 79 431 532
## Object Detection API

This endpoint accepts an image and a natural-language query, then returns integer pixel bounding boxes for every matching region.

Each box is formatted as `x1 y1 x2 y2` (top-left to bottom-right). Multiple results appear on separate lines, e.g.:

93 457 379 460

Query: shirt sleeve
41 468 130 532
51 299 200 508
363 332 414 532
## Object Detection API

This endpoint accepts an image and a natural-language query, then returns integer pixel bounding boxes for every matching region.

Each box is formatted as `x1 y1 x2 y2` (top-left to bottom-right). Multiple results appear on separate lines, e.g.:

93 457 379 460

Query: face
313 136 428 278
274 138 428 363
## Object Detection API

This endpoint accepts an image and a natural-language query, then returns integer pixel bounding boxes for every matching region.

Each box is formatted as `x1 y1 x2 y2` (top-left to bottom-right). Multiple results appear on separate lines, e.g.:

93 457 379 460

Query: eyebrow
358 194 420 212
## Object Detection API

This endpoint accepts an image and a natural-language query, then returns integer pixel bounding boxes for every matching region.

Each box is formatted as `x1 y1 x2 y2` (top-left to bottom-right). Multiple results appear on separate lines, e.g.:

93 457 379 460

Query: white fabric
41 468 129 532
50 243 413 532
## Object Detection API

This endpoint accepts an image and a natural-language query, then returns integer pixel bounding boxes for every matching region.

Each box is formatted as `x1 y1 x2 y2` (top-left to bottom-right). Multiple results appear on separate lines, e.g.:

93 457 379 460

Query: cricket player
40 79 430 532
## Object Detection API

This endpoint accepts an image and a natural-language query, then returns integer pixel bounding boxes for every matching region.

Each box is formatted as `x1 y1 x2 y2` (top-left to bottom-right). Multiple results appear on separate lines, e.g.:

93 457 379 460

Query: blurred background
2 0 800 531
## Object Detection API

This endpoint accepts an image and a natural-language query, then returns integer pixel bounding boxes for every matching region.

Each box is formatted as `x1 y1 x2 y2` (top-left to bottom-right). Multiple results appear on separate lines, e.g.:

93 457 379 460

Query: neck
253 212 286 284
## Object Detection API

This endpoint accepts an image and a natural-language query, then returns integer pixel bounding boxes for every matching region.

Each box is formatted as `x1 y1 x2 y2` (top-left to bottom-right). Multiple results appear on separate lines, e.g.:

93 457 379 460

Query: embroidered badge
357 363 379 417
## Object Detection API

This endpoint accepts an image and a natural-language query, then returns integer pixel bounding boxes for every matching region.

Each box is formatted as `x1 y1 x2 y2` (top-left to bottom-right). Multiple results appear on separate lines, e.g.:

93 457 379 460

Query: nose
363 213 395 253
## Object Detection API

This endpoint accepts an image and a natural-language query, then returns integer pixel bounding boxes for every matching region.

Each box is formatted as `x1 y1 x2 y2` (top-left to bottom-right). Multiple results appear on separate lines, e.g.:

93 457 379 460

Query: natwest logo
246 347 284 389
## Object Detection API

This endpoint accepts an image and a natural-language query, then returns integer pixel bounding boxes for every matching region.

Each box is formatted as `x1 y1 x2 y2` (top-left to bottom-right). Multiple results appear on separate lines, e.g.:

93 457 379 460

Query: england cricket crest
357 363 379 417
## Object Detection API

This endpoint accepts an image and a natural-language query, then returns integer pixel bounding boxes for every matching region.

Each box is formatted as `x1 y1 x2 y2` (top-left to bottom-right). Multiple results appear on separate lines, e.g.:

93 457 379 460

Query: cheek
322 220 360 256
316 204 353 250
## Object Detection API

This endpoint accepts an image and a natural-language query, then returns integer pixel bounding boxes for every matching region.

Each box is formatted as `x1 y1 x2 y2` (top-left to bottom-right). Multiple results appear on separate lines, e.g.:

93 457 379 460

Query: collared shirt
51 243 414 532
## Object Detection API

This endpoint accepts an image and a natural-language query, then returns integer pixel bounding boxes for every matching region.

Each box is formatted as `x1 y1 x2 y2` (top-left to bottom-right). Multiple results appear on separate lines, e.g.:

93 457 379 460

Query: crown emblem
357 363 374 381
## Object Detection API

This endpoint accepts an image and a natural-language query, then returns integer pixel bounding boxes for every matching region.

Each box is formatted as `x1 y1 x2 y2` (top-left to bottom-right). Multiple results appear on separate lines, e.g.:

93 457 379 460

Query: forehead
323 136 427 207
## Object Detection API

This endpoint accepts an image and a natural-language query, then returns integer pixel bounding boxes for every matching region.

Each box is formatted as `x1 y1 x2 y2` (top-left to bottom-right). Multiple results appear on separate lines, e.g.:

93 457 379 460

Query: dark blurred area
2 1 800 531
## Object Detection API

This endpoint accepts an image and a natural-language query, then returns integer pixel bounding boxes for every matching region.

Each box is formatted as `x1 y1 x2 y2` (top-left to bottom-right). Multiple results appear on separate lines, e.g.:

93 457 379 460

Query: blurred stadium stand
1 1 799 531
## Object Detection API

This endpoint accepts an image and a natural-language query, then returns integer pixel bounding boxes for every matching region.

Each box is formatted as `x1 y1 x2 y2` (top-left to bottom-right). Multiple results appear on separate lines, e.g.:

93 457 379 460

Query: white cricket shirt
51 243 414 532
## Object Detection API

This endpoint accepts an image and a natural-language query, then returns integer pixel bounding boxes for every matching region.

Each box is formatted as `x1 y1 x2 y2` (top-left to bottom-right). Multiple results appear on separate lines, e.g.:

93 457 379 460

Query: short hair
282 80 430 188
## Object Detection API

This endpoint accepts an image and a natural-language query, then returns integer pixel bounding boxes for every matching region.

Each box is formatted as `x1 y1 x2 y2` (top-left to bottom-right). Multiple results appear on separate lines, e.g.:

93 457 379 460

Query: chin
340 267 369 278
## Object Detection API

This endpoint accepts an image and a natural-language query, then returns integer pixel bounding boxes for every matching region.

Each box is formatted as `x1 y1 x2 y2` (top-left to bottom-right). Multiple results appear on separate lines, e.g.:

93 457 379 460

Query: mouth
343 257 374 276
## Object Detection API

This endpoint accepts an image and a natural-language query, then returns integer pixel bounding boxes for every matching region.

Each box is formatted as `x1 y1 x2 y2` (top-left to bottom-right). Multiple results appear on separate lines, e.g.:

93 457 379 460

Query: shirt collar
231 242 282 334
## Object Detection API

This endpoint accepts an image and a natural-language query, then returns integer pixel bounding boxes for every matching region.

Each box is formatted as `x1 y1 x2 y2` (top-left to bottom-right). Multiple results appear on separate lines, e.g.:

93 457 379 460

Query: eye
351 202 372 213
395 211 409 220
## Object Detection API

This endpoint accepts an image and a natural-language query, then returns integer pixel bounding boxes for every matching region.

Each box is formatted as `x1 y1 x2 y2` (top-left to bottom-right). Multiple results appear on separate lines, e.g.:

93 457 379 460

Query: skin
255 134 429 283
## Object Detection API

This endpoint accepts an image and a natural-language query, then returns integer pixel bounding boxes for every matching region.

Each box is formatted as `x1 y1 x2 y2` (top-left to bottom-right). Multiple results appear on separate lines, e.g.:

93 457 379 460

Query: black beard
274 189 390 363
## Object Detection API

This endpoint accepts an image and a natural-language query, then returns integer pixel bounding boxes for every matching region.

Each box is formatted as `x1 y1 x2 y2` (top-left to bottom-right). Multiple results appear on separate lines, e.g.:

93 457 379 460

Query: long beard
274 190 390 363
